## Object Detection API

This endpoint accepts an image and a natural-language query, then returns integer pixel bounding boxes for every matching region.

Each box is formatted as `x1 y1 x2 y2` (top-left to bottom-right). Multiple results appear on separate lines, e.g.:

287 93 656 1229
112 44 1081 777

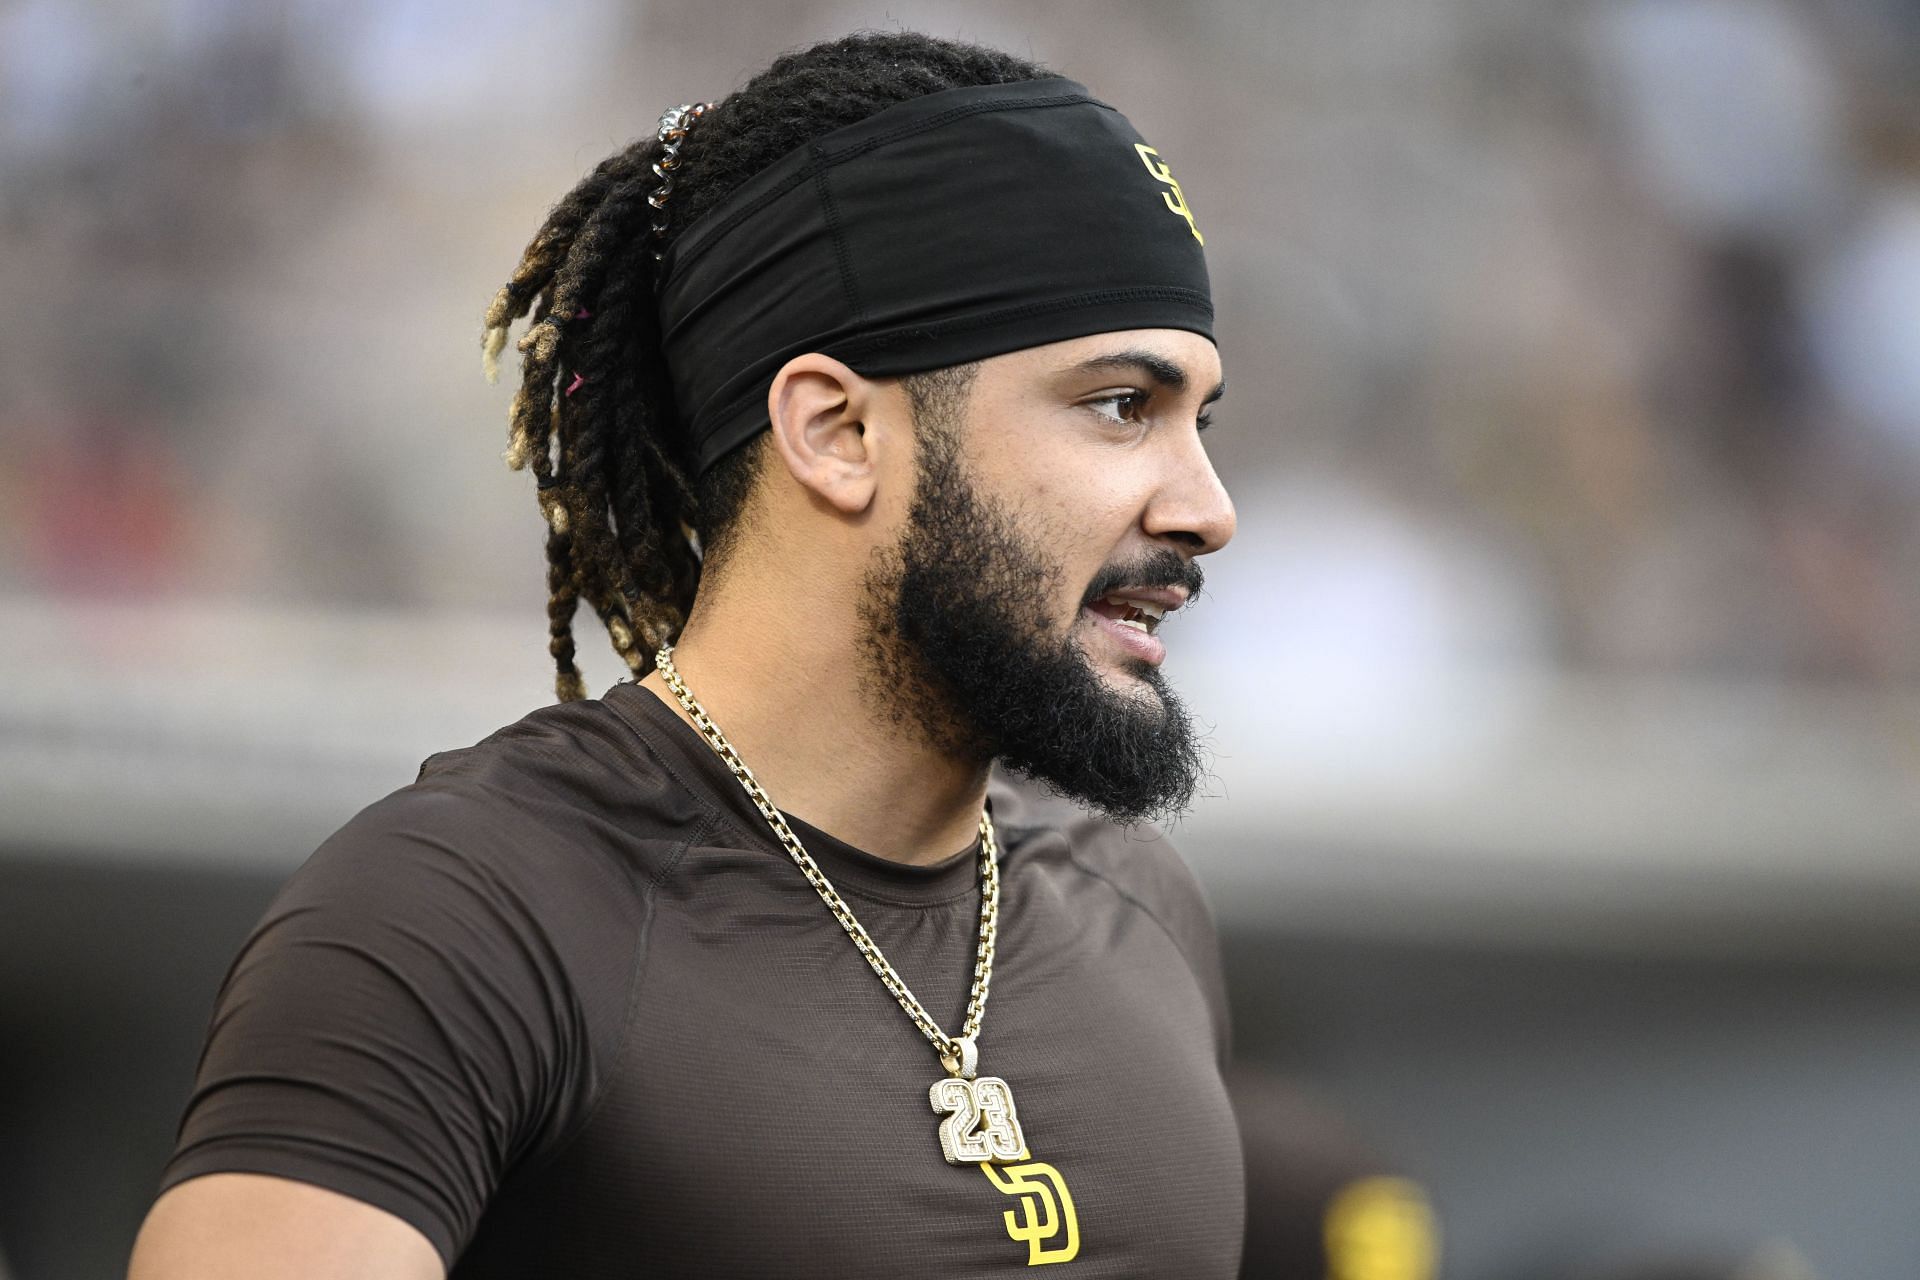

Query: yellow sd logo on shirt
981 1155 1080 1265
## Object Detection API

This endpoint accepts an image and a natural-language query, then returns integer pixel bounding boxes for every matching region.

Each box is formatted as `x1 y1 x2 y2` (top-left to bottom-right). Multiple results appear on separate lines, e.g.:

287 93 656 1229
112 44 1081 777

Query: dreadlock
481 32 1049 701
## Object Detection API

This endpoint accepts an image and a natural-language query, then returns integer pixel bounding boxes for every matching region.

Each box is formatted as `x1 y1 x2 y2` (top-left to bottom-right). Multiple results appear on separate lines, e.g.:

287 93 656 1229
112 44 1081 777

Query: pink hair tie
564 372 585 397
575 307 591 318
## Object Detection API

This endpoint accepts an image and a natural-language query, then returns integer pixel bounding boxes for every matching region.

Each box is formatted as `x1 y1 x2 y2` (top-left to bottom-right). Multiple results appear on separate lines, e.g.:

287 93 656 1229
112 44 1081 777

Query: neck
638 581 991 867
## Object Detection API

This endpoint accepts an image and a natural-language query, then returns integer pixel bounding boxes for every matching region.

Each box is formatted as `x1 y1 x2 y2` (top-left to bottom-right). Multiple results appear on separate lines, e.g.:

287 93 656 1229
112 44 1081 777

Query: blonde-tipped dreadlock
481 33 1048 701
483 139 700 698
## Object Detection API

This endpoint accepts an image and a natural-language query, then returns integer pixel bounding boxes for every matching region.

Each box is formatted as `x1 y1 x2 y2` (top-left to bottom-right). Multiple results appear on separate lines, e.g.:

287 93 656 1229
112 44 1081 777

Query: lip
1080 605 1168 667
1087 585 1190 613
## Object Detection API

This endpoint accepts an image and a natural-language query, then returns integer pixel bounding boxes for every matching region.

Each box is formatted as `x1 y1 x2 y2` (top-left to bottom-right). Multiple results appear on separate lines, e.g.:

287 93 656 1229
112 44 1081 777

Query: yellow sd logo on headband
1134 144 1204 245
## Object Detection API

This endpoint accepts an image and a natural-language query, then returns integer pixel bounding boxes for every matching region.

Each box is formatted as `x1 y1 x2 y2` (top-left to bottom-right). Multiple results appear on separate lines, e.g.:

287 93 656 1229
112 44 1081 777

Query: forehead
974 328 1223 393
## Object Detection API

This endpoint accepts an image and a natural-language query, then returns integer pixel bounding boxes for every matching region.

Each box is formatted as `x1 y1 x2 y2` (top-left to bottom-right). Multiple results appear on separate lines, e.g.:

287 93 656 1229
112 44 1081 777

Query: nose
1143 429 1236 556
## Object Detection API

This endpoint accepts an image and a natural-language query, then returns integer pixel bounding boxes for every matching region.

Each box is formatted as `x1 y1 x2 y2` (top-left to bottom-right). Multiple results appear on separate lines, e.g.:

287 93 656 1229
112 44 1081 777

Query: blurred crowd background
3 1 1918 1277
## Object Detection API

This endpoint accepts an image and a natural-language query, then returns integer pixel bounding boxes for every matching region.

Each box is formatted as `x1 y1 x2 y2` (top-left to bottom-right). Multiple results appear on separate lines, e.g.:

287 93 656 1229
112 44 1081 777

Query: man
131 31 1239 1277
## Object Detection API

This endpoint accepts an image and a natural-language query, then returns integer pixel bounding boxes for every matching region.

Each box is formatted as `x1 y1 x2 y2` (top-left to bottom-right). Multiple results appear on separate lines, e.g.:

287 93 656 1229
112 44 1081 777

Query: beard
857 410 1209 827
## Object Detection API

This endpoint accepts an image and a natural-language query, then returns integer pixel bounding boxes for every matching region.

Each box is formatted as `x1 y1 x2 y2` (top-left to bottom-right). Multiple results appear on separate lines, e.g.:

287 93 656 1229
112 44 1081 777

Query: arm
128 1174 443 1280
142 787 600 1276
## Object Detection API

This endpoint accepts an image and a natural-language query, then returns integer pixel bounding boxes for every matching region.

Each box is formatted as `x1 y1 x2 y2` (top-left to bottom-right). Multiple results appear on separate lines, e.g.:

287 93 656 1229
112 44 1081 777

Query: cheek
1045 494 1142 610
976 440 1148 602
1050 472 1144 539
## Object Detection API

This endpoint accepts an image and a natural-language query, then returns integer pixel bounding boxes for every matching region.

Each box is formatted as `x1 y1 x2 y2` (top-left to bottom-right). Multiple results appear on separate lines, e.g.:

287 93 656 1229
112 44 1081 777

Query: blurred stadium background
4 1 1919 1276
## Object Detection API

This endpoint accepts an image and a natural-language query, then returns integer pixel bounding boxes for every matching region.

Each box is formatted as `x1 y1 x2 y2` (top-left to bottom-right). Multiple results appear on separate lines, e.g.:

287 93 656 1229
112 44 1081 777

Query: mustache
1080 548 1205 607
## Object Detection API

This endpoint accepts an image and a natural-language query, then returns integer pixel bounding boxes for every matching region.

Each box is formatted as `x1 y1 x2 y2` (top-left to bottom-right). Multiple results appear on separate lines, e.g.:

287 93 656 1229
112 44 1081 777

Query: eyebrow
1068 348 1226 405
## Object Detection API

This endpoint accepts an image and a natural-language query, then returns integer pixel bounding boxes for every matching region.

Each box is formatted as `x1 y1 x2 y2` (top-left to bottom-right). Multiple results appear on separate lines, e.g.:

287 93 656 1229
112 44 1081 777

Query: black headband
654 76 1215 474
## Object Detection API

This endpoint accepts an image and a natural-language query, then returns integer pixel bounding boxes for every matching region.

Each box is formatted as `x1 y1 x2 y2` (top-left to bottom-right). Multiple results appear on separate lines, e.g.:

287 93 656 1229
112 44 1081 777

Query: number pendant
931 1075 1027 1165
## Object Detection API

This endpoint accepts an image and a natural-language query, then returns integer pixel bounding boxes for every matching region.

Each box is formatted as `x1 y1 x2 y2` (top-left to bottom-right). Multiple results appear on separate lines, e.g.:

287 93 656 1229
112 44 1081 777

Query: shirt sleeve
159 787 592 1268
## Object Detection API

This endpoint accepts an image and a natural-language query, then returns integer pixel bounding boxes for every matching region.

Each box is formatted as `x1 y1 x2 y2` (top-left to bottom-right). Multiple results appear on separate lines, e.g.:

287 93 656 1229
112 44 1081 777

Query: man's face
859 329 1234 824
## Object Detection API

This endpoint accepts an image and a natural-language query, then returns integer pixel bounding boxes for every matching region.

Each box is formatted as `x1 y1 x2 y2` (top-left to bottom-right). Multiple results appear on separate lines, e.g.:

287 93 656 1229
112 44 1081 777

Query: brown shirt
161 682 1244 1277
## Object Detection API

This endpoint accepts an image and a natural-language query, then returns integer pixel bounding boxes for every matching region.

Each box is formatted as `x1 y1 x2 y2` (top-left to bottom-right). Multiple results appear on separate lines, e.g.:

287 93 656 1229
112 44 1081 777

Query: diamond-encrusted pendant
930 1036 1027 1164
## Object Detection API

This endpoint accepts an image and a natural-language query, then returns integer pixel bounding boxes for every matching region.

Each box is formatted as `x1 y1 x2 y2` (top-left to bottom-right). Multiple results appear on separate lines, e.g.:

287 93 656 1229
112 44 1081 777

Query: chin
1074 620 1160 687
1093 656 1166 704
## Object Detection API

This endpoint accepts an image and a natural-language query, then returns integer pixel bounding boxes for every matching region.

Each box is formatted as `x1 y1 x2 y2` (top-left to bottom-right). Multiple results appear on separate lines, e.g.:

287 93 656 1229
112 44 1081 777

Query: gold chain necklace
654 644 1028 1165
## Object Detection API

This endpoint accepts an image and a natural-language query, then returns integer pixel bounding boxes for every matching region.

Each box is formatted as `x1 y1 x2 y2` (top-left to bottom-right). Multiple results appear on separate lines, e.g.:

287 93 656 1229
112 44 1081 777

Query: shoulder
986 770 1223 983
163 694 694 1258
257 690 717 1033
987 770 1232 1064
305 690 712 904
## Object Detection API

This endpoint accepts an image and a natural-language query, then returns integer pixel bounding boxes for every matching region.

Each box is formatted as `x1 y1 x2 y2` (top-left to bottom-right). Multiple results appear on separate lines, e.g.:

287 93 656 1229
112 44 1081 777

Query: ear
764 353 883 516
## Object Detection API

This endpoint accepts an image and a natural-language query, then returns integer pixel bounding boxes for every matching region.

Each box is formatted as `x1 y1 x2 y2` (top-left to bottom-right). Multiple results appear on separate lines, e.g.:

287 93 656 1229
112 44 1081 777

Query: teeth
1101 594 1168 633
1102 595 1168 618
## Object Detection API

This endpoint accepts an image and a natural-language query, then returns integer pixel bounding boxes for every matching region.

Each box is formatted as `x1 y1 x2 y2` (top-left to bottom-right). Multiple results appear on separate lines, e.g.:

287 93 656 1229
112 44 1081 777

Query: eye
1085 390 1152 425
